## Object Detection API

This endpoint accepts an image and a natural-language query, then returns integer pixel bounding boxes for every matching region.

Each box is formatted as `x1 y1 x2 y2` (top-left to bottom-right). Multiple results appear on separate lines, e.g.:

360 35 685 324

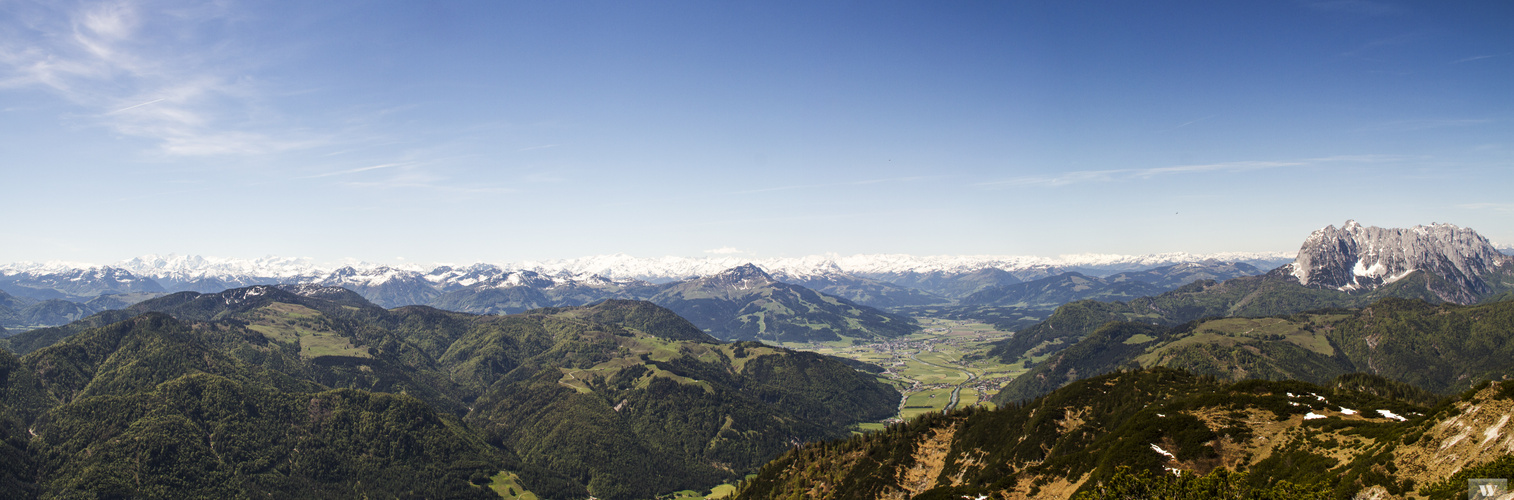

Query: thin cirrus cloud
1356 119 1493 132
301 162 412 179
0 0 313 156
1458 203 1514 212
976 156 1403 189
1451 54 1502 64
732 176 937 195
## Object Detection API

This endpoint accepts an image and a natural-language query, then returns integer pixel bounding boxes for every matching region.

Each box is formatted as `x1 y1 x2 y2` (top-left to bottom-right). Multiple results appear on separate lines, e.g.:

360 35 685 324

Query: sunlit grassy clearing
245 302 371 359
706 483 739 498
487 471 539 499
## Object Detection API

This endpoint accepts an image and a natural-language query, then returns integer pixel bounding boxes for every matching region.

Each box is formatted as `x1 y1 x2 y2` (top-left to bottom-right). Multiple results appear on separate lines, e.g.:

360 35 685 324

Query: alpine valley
2 220 1513 499
729 221 1514 500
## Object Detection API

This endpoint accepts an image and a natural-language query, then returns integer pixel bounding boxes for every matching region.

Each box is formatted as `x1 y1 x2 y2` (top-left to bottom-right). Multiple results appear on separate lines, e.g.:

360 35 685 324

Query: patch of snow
1340 408 1358 415
1353 260 1387 278
1150 444 1175 459
1288 262 1310 284
1304 412 1327 420
1384 268 1416 284
1378 409 1408 422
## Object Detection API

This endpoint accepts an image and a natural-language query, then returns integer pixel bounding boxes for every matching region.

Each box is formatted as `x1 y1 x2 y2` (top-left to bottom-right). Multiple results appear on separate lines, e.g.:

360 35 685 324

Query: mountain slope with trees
648 264 919 342
992 296 1514 405
0 287 899 499
734 368 1514 500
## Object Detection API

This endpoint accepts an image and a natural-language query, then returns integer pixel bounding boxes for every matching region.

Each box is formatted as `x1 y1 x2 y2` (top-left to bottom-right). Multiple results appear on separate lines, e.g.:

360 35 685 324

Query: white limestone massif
1281 220 1510 303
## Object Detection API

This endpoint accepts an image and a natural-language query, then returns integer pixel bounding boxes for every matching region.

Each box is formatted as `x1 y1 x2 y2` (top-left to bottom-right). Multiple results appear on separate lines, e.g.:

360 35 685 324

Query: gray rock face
1282 220 1509 303
704 263 776 290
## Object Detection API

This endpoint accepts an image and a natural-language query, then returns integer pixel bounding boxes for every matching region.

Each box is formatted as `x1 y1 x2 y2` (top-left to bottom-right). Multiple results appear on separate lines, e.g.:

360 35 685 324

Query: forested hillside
993 296 1514 405
734 368 1514 499
0 287 898 499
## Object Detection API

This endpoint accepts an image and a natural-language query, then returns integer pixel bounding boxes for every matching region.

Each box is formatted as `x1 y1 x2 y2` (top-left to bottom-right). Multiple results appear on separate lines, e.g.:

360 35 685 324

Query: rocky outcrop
1279 220 1509 304
702 263 777 291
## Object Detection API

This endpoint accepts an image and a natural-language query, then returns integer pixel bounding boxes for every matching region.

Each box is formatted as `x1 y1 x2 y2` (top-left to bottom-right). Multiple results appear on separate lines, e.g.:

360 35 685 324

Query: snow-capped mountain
1279 220 1510 303
6 251 1292 296
510 251 1294 282
0 250 1293 316
0 266 165 299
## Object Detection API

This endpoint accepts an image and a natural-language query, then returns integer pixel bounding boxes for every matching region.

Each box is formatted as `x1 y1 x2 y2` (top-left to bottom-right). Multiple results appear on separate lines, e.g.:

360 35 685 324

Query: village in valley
785 318 1027 427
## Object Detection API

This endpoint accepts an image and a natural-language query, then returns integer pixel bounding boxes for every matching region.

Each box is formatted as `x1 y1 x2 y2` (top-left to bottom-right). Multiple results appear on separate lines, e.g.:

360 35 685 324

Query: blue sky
1 0 1510 264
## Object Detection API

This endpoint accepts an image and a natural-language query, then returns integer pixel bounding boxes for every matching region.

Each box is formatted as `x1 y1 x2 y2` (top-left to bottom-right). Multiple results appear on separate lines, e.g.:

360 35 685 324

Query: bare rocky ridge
1278 220 1510 304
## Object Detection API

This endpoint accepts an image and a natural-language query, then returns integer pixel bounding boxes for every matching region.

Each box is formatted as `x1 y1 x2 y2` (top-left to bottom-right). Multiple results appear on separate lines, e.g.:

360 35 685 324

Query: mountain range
0 251 1295 302
984 220 1514 404
2 219 1512 499
0 287 900 499
2 251 1289 342
958 262 1265 310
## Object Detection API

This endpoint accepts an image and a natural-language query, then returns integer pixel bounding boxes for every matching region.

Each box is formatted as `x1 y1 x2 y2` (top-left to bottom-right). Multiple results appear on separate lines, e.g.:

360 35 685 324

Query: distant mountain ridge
0 251 1291 333
647 264 919 342
2 250 1295 293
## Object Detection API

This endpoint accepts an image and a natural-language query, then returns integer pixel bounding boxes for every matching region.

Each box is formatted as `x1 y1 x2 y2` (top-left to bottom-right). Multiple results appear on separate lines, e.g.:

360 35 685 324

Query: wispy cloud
1357 119 1493 132
731 176 935 195
978 155 1402 189
107 96 166 114
0 0 314 156
301 162 412 179
1458 203 1514 212
1339 33 1423 58
1161 114 1217 133
1451 54 1502 64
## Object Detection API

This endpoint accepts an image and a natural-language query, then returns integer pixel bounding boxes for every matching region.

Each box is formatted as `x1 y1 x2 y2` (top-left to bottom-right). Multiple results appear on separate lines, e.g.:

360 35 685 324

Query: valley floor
778 317 1025 423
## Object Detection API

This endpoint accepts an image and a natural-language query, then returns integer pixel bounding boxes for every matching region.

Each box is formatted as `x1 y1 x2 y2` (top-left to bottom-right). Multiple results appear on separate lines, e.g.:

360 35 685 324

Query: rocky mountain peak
707 264 774 289
1283 220 1509 303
